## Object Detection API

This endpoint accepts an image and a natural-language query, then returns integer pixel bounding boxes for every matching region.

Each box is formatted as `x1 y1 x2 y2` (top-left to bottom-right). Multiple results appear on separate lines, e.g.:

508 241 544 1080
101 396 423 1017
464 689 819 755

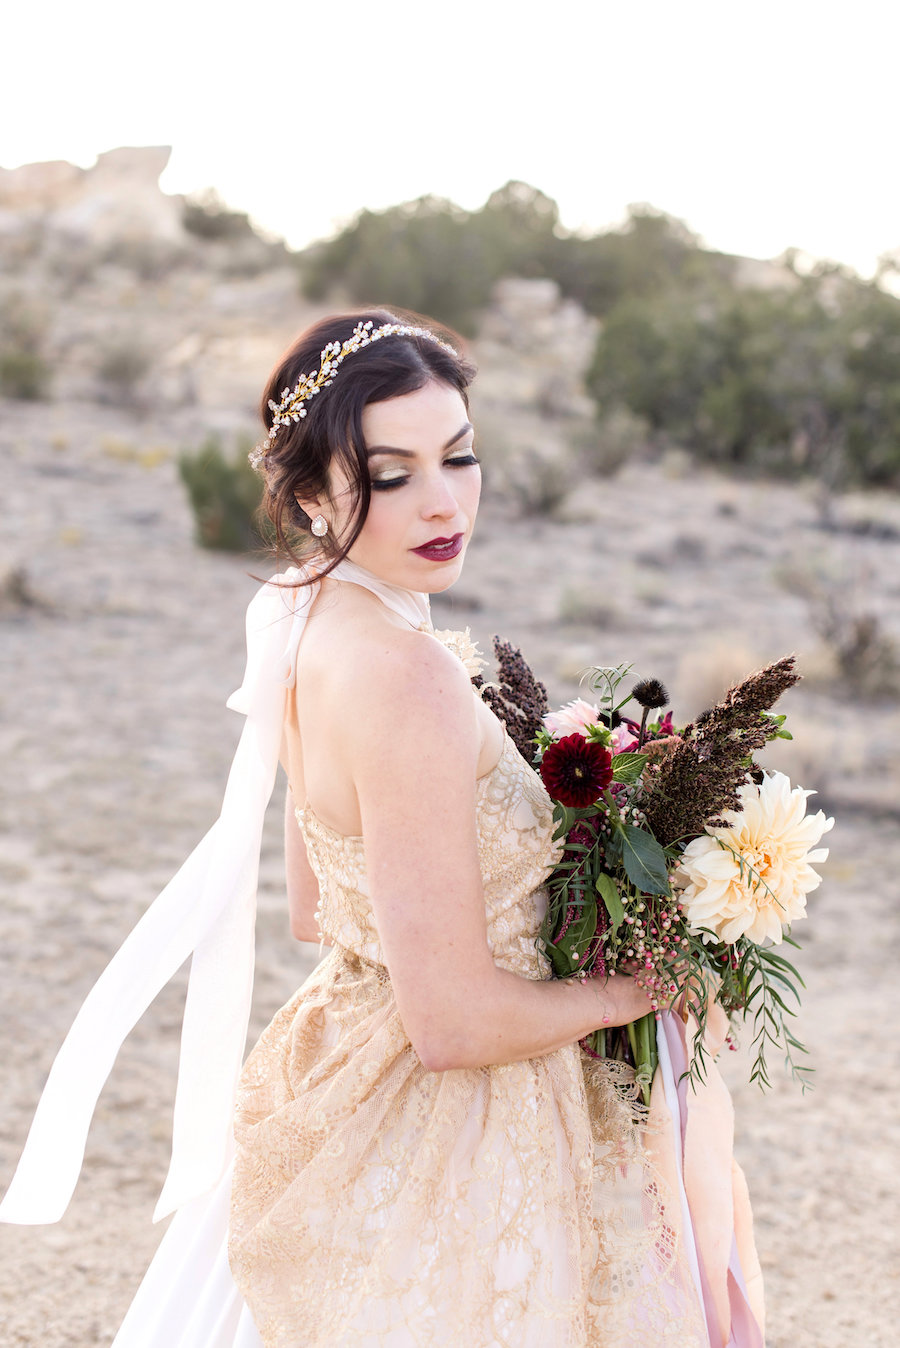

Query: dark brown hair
257 307 476 581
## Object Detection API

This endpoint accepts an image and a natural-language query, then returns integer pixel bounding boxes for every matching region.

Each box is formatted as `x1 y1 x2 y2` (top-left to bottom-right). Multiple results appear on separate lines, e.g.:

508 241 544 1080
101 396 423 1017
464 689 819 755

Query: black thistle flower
630 678 669 710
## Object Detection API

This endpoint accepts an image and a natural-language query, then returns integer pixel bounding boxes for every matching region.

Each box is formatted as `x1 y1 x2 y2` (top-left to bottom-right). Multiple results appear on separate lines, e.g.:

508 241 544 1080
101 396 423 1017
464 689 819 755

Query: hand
589 971 658 1030
602 957 688 1018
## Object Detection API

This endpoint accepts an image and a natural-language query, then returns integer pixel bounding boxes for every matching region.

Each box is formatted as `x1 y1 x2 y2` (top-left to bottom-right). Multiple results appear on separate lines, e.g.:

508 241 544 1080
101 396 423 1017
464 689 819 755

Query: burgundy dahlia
540 735 613 808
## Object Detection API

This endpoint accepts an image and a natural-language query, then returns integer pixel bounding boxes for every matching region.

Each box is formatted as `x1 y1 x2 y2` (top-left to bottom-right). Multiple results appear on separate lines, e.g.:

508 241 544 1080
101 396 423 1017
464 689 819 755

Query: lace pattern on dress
228 633 708 1347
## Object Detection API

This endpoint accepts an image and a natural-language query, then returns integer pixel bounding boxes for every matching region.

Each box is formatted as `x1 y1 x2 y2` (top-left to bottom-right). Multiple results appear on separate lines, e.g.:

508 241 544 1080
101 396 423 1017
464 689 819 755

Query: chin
423 565 465 593
406 549 468 594
350 535 471 593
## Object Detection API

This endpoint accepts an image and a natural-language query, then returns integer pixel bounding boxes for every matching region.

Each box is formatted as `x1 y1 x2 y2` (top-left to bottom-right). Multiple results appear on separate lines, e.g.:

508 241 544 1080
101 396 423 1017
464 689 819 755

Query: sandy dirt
1 399 898 1346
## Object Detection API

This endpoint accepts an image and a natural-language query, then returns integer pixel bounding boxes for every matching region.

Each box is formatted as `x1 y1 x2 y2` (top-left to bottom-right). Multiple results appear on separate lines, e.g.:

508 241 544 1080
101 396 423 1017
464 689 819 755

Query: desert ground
1 395 899 1347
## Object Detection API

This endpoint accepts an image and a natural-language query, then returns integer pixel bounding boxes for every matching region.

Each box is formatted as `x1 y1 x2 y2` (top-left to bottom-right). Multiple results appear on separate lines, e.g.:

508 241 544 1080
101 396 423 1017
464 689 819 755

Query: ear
293 489 324 520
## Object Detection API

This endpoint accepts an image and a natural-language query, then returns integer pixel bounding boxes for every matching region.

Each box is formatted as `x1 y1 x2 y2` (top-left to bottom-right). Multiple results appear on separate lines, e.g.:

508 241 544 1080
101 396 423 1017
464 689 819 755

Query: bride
1 310 764 1346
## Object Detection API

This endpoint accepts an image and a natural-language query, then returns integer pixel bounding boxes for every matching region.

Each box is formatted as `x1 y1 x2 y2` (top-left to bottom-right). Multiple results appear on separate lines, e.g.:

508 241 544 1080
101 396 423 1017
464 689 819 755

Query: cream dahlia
432 627 487 679
674 771 834 945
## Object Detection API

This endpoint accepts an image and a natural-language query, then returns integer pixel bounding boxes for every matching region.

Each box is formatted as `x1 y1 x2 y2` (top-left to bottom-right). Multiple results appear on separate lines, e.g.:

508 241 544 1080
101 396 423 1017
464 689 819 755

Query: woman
1 311 762 1346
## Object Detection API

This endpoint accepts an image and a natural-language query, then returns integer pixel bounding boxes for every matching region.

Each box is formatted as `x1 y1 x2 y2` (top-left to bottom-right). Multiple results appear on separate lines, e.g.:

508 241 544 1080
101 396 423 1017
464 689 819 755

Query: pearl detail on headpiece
249 319 458 471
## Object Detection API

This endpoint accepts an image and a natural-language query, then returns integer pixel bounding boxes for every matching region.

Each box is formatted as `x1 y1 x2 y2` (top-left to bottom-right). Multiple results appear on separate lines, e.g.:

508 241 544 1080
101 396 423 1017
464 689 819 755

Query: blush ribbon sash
650 1006 766 1347
0 560 431 1225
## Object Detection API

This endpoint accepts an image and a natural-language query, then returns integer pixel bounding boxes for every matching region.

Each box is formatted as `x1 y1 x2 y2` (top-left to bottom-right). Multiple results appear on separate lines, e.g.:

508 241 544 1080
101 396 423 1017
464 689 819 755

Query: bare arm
350 634 652 1072
284 783 330 944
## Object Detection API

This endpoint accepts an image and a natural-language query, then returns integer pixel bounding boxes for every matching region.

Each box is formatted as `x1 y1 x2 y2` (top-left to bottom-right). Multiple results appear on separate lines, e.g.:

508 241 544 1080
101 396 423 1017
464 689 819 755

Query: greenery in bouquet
529 658 833 1106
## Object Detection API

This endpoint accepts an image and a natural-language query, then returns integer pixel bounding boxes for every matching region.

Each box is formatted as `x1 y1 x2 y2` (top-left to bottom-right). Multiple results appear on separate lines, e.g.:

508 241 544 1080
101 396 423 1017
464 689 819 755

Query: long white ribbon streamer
0 561 430 1225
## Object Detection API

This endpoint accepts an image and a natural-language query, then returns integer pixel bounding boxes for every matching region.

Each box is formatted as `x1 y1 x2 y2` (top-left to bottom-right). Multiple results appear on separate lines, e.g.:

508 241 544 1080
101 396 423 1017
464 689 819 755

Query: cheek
462 468 482 512
358 492 403 544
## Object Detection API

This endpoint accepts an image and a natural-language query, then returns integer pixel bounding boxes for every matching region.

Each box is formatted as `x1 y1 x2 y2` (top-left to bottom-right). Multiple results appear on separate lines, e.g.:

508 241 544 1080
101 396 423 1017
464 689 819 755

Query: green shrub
97 343 150 405
0 293 51 399
0 348 49 400
574 406 651 477
182 188 257 242
587 274 900 489
178 434 271 552
506 447 576 516
301 195 495 335
298 190 721 335
550 204 726 317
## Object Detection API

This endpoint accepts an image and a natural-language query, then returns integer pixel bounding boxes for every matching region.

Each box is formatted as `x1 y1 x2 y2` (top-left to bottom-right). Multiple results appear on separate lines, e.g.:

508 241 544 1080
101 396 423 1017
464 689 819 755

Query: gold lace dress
228 706 709 1348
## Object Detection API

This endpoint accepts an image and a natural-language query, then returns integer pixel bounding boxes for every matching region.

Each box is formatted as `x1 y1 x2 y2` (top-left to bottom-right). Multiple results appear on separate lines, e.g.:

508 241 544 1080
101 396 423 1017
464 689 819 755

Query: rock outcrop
0 146 185 245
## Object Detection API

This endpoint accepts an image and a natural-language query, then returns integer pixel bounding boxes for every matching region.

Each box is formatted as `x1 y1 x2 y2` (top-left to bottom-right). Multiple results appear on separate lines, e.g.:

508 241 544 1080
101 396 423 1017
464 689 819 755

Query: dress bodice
295 718 562 979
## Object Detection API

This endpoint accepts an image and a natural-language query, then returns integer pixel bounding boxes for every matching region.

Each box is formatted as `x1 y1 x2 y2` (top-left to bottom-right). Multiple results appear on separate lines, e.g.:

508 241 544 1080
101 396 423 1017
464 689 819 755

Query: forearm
409 962 651 1072
291 919 333 946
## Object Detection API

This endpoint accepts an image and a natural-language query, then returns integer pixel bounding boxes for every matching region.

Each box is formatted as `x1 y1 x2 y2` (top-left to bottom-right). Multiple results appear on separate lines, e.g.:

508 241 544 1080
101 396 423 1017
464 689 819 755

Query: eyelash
370 453 481 491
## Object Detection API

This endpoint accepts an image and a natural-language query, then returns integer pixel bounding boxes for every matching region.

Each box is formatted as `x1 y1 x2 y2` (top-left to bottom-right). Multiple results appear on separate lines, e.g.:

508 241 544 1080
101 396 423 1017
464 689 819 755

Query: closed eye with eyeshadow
370 452 481 490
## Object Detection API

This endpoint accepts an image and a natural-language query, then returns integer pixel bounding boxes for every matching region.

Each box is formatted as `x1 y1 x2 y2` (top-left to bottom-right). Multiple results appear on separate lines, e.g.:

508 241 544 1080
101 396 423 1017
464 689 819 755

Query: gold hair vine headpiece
248 319 458 469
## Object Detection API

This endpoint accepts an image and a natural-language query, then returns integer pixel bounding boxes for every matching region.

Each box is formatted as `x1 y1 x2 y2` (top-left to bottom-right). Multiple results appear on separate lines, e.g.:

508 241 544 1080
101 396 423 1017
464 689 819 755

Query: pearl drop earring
311 515 329 537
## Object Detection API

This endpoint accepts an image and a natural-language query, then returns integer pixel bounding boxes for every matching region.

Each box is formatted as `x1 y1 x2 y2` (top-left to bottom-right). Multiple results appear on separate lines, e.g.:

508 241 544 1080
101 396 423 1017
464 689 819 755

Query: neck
312 554 433 633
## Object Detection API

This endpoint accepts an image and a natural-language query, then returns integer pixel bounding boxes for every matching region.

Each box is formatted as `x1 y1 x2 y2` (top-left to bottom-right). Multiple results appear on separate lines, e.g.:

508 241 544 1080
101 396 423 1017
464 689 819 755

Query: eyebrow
365 422 474 458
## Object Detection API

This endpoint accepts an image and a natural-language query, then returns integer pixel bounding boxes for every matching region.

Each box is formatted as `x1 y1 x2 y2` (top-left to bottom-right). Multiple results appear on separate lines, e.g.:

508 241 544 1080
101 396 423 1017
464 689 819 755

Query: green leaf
758 967 801 997
605 828 624 868
551 803 576 843
760 946 804 971
545 942 577 977
619 824 671 896
547 899 597 975
596 872 625 935
762 711 793 742
763 986 797 1014
584 663 633 708
611 751 648 784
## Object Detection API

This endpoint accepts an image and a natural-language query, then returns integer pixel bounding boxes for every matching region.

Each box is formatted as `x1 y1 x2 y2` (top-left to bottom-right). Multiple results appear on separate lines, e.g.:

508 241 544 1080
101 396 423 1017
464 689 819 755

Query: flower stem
602 789 625 829
633 1011 657 1107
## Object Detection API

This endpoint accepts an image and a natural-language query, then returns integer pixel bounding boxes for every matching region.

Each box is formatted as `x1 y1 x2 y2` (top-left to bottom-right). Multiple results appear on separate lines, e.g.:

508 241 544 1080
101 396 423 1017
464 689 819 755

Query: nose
421 467 461 520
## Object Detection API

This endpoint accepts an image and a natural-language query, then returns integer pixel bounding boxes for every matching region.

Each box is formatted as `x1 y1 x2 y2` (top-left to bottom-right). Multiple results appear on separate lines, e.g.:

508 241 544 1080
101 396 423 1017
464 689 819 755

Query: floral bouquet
475 645 833 1106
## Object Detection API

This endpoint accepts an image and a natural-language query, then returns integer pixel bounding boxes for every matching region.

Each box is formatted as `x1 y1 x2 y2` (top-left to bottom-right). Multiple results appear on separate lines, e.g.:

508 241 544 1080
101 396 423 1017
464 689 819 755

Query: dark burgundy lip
413 532 464 550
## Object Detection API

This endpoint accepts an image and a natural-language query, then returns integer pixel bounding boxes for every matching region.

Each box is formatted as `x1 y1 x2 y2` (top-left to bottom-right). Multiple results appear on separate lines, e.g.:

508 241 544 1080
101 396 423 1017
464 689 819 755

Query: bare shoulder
349 622 481 836
346 618 474 737
299 580 475 743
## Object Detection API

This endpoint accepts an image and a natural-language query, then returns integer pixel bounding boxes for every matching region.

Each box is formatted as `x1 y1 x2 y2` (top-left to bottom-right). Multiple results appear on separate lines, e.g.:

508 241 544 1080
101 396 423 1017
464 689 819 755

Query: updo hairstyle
258 308 476 581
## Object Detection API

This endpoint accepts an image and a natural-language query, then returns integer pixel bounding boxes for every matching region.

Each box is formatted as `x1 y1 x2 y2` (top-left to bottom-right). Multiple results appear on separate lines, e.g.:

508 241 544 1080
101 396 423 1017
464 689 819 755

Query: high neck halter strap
325 557 433 630
226 559 432 716
0 560 431 1226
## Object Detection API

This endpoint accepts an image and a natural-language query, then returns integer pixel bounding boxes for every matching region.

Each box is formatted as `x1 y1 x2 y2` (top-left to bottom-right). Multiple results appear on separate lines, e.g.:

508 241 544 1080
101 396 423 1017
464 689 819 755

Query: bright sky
3 0 898 277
